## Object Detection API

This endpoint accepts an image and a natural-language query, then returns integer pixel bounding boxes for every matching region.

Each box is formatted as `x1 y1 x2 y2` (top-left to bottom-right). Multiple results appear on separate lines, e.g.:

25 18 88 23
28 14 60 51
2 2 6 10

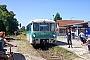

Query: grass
16 34 41 57
48 46 79 60
15 34 79 60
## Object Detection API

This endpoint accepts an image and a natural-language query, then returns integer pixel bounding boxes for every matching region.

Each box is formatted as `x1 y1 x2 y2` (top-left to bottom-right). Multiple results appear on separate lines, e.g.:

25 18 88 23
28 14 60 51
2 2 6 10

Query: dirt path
4 39 46 60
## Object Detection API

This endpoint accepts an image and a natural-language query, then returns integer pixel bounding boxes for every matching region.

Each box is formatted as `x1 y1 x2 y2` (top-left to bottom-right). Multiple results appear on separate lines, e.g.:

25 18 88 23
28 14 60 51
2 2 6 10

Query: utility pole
53 15 54 20
20 23 21 39
70 17 74 20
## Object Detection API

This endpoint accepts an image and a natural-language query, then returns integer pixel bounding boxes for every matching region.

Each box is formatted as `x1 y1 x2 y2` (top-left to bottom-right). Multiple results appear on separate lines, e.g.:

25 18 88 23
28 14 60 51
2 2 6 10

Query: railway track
33 44 61 60
15 34 79 60
37 50 61 60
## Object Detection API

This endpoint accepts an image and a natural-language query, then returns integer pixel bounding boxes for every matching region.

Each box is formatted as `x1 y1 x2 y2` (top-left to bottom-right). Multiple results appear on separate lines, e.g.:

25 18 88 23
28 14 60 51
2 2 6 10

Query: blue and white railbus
26 19 57 45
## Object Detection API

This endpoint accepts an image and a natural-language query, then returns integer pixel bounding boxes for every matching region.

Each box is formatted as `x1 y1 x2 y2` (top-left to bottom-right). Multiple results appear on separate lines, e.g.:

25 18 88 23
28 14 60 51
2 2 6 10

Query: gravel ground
7 40 80 60
3 35 86 60
4 39 46 60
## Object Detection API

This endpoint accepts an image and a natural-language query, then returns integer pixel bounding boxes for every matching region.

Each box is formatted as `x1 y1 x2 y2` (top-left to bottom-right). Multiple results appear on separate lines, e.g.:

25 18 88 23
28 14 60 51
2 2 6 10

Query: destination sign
73 24 83 27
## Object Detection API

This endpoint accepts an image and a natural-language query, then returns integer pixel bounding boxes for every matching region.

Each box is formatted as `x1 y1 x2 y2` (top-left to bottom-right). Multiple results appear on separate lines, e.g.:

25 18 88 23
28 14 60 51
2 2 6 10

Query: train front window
33 23 39 31
40 23 49 31
50 23 55 31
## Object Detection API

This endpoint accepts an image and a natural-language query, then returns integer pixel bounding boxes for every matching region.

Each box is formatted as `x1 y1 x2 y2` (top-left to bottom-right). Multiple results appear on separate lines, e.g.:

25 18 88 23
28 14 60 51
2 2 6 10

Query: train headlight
53 35 56 37
33 34 35 37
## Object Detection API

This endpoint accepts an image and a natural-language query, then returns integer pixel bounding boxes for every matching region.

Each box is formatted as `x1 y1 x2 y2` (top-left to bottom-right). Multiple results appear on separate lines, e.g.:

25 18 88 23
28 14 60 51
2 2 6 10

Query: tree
21 26 26 32
0 20 6 32
0 5 19 35
54 12 62 21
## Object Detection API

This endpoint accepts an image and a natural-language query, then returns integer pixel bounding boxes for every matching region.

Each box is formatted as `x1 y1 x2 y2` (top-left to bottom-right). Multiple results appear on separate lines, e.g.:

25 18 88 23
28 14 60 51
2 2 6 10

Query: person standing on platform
66 29 73 48
78 31 86 45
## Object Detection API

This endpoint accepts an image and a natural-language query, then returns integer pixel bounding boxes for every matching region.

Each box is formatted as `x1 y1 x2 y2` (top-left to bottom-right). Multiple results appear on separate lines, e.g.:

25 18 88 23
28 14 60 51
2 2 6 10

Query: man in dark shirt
67 29 72 48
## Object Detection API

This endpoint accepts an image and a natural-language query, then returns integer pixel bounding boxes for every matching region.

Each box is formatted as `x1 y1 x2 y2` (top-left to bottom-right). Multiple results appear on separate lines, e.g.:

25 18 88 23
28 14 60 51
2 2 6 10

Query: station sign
73 24 83 27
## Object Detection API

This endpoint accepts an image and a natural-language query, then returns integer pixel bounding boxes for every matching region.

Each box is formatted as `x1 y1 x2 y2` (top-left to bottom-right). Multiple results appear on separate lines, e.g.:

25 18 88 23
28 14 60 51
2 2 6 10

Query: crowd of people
66 29 90 54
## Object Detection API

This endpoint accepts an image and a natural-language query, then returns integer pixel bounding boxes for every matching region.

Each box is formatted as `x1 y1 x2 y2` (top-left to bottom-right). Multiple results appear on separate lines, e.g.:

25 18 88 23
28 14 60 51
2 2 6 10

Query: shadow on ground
56 40 68 46
73 46 82 48
56 40 82 48
11 53 26 60
32 40 69 50
33 43 57 50
5 38 15 41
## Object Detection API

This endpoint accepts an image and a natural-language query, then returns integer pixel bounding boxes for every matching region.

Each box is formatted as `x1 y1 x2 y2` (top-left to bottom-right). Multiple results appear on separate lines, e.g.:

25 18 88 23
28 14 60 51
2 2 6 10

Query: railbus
26 19 57 45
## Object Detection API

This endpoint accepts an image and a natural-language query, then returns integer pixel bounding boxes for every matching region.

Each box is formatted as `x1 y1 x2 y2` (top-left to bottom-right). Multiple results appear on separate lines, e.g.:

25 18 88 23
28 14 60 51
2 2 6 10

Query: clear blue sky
0 0 90 26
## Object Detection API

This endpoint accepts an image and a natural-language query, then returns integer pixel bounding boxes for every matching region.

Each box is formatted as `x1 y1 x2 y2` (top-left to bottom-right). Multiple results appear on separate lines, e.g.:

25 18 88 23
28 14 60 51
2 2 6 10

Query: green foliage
0 5 19 35
54 12 62 21
0 20 6 32
20 26 26 32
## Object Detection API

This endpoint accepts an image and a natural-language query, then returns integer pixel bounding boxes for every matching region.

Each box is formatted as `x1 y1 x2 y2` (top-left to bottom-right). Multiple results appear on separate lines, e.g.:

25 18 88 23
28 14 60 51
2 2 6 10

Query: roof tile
56 20 84 26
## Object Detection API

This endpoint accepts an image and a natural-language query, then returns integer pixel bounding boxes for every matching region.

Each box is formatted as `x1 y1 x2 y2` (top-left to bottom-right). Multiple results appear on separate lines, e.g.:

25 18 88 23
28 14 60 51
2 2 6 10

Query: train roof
29 19 55 23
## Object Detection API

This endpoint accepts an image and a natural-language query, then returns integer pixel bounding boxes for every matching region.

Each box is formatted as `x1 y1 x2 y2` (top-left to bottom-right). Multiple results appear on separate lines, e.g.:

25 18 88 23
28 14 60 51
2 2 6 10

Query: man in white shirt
79 31 86 45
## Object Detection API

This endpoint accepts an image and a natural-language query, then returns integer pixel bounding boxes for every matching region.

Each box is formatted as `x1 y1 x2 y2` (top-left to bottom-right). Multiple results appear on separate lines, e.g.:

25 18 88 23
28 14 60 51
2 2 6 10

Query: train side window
50 23 55 31
33 23 39 31
26 24 31 31
26 25 29 31
29 24 31 31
